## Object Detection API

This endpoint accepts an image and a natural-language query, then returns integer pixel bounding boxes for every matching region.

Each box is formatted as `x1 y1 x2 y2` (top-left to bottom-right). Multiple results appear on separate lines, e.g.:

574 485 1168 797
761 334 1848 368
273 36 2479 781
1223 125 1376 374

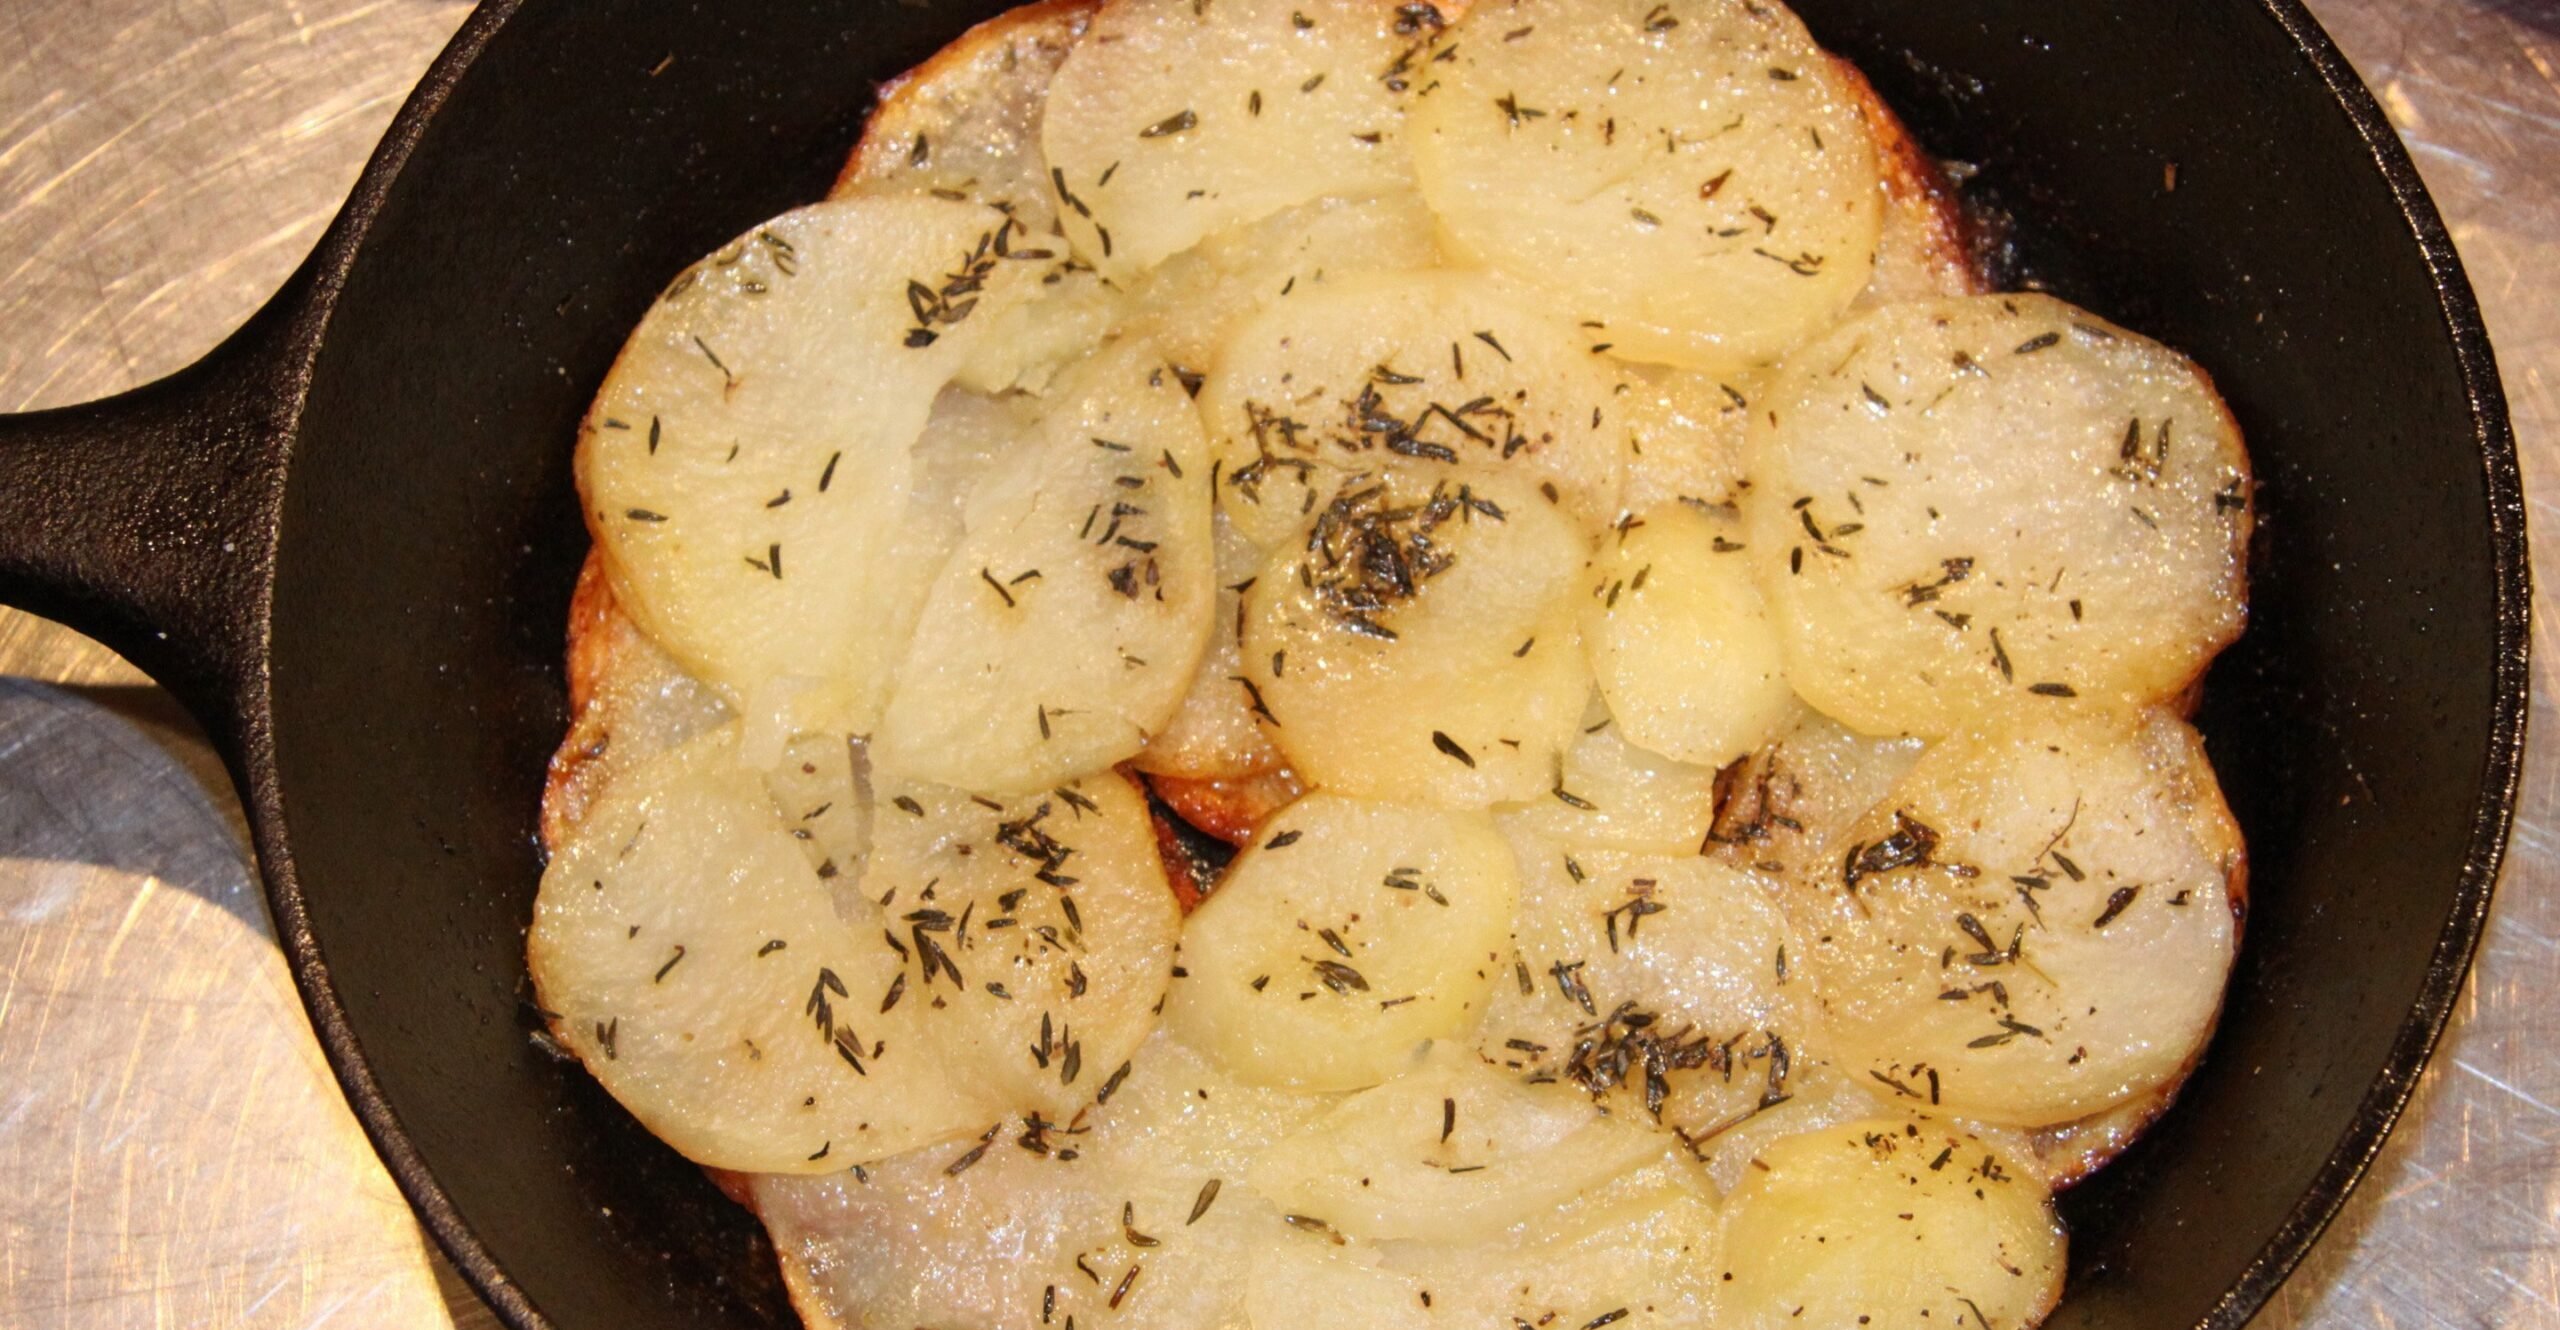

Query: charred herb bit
2013 330 2063 355
1139 108 1199 138
1602 894 1667 953
1095 1060 1135 1106
1549 958 1597 1015
1313 959 1370 994
1302 72 1328 93
1750 246 1826 277
2094 884 2141 928
595 1017 620 1060
1123 1201 1162 1248
1282 1214 1347 1244
1585 1310 1632 1330
1552 784 1596 811
945 1124 1001 1176
1841 810 1941 890
1429 730 1476 767
903 217 1017 347
2029 681 2079 697
1187 1178 1223 1225
981 566 1020 608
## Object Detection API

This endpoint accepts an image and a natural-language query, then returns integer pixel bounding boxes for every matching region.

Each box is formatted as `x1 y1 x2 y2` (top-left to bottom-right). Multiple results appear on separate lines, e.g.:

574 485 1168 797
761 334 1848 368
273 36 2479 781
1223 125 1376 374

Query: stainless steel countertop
0 1 2550 1326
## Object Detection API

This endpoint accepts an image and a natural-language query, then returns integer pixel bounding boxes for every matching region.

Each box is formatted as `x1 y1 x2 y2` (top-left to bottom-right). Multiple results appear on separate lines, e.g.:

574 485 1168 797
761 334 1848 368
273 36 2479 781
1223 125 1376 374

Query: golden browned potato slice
874 339 1217 793
1409 0 1883 370
1747 292 2252 738
581 195 1049 735
1201 269 1626 548
1796 708 2243 1128
1167 792 1521 1089
1722 1118 2065 1330
1240 471 1593 808
1583 501 1799 767
1039 0 1441 280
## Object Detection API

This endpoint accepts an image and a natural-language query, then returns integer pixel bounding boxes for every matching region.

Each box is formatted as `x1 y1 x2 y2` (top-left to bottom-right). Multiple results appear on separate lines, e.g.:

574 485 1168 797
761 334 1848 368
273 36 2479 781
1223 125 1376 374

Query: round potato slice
1798 708 2243 1128
1747 292 2252 738
1202 270 1626 548
859 771 1183 1122
1247 1046 1667 1243
1584 501 1798 767
1133 511 1289 781
1409 0 1883 370
1619 365 1758 512
1241 471 1593 808
1723 1118 2065 1330
1480 831 1802 1138
875 340 1217 793
581 195 1048 734
531 729 975 1173
1168 792 1521 1089
1039 0 1439 280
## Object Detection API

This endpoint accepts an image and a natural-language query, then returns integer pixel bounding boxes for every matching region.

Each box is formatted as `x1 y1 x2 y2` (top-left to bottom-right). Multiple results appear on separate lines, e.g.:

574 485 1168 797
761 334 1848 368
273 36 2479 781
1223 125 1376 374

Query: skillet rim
245 1 2529 1326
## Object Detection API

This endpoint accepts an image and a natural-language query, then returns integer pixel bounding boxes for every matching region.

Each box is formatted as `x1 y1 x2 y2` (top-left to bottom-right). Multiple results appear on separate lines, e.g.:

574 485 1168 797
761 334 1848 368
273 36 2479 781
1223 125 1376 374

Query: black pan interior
260 1 2520 1326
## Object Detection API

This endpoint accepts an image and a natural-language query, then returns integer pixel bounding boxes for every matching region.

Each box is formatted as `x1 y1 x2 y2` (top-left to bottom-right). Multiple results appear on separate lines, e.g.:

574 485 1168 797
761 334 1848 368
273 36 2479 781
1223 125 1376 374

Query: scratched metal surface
0 0 2549 1326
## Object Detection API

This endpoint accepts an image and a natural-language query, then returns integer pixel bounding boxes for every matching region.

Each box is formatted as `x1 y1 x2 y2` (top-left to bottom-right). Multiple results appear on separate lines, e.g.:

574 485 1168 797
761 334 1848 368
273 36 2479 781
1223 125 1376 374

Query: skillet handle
0 266 315 736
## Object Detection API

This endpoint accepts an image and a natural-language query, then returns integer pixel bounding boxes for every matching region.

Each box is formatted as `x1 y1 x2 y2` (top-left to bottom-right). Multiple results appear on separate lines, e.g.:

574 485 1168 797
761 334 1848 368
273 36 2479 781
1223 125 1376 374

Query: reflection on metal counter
0 1 2550 1327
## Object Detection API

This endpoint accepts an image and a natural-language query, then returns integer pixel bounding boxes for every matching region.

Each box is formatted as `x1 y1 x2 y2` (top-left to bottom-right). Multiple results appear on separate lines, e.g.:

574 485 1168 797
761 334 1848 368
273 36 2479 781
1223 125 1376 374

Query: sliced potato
1248 1046 1668 1243
1409 0 1882 370
1724 1118 2065 1330
1128 191 1444 371
1495 700 1724 855
876 340 1216 793
834 0 1090 229
860 771 1181 1119
1480 831 1801 1139
1201 270 1626 547
1249 1234 1436 1330
582 195 1048 733
530 729 976 1173
1798 709 2242 1127
1241 471 1593 808
1134 512 1288 781
1040 0 1437 280
1747 292 2252 738
754 1030 1333 1330
1619 366 1758 512
761 731 873 890
1584 502 1798 767
1380 1159 1724 1329
1702 709 1923 881
1168 792 1521 1089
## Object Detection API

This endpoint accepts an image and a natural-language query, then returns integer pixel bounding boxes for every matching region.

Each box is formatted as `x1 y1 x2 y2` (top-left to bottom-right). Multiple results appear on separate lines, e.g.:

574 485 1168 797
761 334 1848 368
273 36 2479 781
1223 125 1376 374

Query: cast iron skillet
0 0 2527 1325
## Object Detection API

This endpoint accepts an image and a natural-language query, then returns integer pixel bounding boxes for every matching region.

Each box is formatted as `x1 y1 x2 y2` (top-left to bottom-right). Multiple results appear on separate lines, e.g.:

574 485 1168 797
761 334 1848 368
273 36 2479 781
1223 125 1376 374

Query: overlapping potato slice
1480 832 1802 1138
753 1030 1332 1330
1724 1118 2065 1330
1747 292 2252 738
1619 366 1757 512
875 340 1216 792
1239 471 1593 807
1409 0 1883 370
1797 709 2242 1128
833 0 1090 229
1701 709 1924 880
1168 793 1521 1089
531 729 969 1173
530 728 1175 1174
1584 501 1798 767
1133 512 1287 781
1248 1046 1667 1243
1495 700 1724 854
1201 270 1626 547
581 196 1049 733
1039 0 1439 280
1128 192 1444 371
1247 1155 1724 1330
861 772 1182 1117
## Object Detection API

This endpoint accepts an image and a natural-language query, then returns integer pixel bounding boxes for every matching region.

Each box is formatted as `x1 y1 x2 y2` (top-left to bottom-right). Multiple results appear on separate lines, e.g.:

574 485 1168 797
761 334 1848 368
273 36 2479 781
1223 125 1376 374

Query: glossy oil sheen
232 1 2524 1328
